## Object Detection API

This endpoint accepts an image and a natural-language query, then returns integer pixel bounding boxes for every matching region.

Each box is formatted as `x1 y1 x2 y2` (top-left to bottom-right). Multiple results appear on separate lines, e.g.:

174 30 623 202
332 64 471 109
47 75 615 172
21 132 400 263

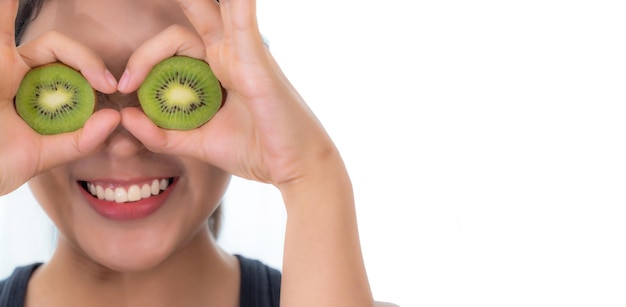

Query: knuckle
165 24 191 37
40 30 62 43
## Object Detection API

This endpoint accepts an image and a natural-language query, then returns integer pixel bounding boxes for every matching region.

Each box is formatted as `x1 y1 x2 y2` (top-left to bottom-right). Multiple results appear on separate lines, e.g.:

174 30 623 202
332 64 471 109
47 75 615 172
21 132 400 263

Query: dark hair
14 0 224 238
15 0 44 45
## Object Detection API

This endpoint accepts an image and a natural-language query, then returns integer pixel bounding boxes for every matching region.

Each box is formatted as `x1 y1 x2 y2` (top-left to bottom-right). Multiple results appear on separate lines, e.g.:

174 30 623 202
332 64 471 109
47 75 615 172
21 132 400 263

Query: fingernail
105 69 118 89
118 70 130 92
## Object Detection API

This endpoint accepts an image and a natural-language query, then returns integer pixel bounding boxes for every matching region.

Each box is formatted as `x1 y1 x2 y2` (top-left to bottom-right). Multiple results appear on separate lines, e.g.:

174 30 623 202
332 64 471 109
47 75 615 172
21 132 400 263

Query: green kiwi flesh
138 56 222 130
15 63 95 135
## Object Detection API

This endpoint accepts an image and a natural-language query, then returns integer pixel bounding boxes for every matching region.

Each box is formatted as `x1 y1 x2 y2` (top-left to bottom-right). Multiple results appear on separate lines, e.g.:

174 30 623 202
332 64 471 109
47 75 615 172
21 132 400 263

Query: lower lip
78 180 177 221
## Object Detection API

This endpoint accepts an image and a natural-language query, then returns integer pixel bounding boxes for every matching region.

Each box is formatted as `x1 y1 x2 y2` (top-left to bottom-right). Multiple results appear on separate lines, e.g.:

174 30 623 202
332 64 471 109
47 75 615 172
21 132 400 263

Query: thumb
37 108 120 171
120 107 210 160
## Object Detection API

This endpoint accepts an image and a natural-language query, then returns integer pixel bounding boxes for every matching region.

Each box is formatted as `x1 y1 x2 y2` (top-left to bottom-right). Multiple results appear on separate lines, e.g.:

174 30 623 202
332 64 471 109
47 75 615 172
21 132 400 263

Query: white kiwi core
165 86 199 106
42 89 72 109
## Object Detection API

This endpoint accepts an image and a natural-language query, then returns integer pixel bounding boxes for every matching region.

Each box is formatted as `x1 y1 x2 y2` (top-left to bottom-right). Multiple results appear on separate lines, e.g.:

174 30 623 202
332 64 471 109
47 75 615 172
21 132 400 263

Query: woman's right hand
0 0 120 196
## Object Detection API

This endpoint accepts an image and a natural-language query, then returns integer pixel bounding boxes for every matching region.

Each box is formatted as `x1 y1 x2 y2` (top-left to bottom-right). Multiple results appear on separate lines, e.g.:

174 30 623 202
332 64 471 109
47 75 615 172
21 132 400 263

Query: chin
59 195 211 274
88 244 178 273
69 219 200 273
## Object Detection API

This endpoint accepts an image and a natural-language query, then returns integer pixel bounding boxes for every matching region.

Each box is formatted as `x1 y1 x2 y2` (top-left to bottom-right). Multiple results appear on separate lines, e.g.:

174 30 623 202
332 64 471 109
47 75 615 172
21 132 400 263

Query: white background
2 1 626 306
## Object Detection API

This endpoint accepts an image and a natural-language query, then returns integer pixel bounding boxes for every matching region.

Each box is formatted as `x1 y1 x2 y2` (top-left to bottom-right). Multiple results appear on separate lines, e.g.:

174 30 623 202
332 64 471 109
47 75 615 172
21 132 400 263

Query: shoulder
0 263 42 307
234 256 399 307
236 254 281 284
236 255 281 307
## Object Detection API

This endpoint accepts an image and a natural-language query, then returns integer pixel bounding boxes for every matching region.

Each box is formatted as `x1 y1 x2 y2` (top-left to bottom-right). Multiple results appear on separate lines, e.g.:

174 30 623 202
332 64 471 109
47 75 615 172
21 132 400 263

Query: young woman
0 0 393 306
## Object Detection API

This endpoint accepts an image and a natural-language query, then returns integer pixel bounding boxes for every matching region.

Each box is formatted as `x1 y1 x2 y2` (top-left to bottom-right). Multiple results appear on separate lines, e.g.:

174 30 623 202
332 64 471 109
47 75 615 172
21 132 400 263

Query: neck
27 227 240 307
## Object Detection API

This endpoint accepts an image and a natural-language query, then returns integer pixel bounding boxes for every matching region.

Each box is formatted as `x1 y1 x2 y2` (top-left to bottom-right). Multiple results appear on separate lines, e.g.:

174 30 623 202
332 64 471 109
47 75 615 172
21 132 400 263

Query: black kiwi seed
137 56 222 130
15 63 95 135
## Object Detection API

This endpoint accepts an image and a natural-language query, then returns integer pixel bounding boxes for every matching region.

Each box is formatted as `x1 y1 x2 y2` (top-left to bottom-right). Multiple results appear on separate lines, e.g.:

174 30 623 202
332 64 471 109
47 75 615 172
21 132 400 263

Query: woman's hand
118 1 374 306
0 0 120 196
118 0 338 189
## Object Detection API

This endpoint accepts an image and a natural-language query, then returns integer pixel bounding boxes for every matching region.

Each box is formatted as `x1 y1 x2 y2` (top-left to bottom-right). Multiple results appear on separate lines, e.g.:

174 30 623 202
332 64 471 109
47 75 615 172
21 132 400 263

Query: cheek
28 170 75 230
184 165 231 220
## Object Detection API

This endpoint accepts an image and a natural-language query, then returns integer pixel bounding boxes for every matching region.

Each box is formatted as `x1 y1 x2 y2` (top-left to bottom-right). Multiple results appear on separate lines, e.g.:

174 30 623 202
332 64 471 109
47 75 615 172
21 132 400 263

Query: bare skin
0 0 382 306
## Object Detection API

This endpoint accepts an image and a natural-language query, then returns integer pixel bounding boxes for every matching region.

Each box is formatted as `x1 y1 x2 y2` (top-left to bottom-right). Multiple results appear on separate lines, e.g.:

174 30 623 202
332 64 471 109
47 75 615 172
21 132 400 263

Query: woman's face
21 0 230 271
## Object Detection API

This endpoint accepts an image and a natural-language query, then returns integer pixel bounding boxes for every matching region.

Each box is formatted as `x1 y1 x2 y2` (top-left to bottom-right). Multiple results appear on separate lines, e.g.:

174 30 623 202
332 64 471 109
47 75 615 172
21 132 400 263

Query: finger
175 0 223 45
120 107 211 160
117 25 206 93
17 31 118 94
119 107 167 150
120 107 191 154
38 108 121 172
0 0 18 47
0 0 28 107
221 0 264 52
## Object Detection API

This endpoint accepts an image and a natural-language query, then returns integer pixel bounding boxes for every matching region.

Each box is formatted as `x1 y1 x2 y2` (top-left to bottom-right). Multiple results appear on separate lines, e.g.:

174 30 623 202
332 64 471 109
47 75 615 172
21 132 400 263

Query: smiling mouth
78 178 175 203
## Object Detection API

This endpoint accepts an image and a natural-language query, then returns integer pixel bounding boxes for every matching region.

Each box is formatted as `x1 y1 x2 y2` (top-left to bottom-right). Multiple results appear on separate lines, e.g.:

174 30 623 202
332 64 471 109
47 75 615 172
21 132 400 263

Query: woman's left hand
119 0 338 190
119 2 374 306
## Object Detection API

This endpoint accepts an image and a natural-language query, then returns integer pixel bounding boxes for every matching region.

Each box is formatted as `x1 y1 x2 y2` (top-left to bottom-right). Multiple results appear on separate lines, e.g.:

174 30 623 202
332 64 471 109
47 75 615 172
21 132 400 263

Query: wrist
276 152 353 213
277 151 374 306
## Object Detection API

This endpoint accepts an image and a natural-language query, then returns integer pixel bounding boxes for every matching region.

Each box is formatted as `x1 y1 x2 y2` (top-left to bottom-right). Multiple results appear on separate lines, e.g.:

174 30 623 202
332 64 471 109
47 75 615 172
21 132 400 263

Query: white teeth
128 185 141 202
96 185 105 200
115 187 128 203
105 188 115 201
151 180 160 195
141 184 152 198
85 179 171 203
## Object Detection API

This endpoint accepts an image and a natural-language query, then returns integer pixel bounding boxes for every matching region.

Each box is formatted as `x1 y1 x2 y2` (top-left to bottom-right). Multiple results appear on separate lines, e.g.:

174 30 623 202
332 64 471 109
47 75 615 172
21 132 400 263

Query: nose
104 124 146 158
97 91 140 111
97 90 146 158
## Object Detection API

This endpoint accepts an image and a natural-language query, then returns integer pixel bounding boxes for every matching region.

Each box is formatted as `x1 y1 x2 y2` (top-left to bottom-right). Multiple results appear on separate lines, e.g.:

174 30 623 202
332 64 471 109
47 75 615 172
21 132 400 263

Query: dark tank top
0 255 280 307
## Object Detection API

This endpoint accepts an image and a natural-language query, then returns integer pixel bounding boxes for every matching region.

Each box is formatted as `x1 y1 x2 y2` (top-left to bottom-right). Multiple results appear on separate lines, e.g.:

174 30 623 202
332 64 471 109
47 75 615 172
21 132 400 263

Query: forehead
21 0 194 72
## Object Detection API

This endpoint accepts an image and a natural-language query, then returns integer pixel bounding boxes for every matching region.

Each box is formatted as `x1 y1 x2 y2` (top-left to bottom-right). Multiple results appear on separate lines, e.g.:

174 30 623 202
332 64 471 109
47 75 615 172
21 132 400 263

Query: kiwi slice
15 63 95 135
138 56 222 130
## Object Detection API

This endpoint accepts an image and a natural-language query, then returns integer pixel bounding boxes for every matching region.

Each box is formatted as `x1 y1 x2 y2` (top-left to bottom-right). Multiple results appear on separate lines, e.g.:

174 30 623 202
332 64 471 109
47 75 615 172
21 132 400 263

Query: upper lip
69 151 184 183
